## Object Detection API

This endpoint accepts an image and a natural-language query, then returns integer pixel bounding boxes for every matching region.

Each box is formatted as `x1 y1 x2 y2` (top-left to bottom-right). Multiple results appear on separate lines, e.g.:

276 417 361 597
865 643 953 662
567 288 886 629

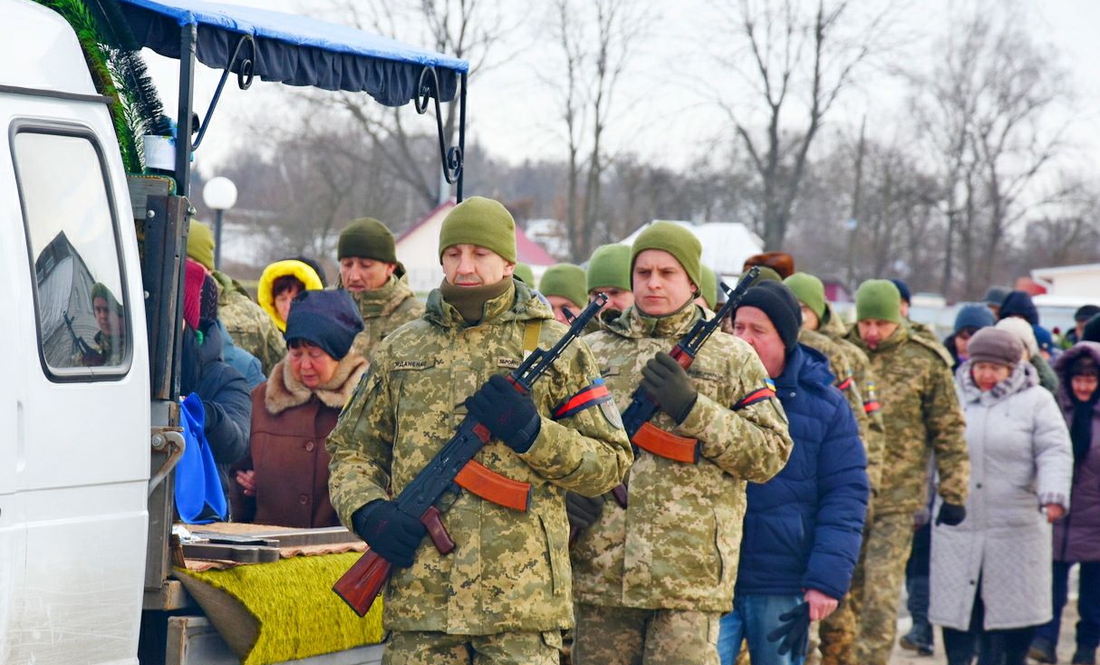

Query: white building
1031 262 1100 300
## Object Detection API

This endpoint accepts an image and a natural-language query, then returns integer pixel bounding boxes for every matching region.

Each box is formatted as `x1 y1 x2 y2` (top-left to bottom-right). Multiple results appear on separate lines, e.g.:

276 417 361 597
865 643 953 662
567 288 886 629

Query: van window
13 130 130 378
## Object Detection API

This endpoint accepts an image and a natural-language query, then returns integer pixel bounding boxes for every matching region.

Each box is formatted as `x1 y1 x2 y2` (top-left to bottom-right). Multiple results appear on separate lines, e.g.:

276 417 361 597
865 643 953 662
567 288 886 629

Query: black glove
465 374 541 453
766 602 810 657
936 502 967 526
352 500 427 568
640 352 698 424
565 492 604 531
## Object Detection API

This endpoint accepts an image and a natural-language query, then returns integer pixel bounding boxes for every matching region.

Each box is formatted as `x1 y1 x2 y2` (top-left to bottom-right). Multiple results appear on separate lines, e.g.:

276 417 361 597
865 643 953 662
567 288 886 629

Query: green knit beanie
630 221 702 292
784 272 826 320
586 244 632 293
90 282 122 314
699 265 718 309
540 264 587 307
513 262 535 285
338 217 397 263
855 279 902 323
187 220 215 271
438 196 517 263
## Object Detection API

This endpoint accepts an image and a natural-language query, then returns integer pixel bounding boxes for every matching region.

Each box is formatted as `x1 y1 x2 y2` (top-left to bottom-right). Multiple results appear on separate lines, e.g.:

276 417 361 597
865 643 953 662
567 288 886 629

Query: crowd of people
174 200 1100 665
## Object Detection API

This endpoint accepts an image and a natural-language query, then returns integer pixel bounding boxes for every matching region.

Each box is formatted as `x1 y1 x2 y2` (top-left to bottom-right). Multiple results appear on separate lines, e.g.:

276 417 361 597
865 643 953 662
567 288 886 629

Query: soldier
73 282 125 366
784 272 886 665
585 244 634 315
890 278 942 345
326 196 632 665
844 279 970 665
539 263 588 325
187 220 286 376
336 217 425 360
695 265 718 312
567 221 794 665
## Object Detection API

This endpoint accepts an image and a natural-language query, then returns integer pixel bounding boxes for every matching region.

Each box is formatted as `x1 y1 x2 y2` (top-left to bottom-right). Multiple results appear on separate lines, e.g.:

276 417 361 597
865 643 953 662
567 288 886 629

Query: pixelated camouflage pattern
383 629 562 665
213 270 286 376
906 319 941 345
571 304 793 613
327 279 632 635
572 603 720 665
844 322 969 516
817 523 871 665
347 274 425 361
853 511 913 665
798 328 884 495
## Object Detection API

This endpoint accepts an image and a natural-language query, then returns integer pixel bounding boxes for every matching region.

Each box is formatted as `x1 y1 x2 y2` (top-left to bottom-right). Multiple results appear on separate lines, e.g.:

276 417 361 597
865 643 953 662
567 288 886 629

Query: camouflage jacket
326 279 632 635
845 322 970 515
213 270 286 376
347 274 425 360
571 304 794 612
818 304 886 493
799 328 885 494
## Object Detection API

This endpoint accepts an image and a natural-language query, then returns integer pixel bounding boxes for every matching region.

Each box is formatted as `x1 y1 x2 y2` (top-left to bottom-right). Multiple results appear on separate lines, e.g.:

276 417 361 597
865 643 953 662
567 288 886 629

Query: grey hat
967 328 1023 367
983 286 1011 308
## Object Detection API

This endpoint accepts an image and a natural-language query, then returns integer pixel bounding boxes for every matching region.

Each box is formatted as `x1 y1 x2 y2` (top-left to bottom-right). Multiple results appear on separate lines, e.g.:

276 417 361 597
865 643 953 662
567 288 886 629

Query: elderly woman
230 289 366 527
930 328 1073 665
1031 342 1100 665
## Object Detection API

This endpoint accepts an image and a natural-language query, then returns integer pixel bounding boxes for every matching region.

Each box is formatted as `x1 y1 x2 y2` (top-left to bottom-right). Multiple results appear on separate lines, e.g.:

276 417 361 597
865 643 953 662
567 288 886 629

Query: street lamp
202 176 237 270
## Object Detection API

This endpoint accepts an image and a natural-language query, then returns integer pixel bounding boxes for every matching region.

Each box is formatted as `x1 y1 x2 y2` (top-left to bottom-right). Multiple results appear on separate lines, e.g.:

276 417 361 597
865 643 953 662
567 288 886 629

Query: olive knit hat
855 279 902 323
540 264 588 307
586 244 632 293
338 217 398 263
784 272 826 320
630 221 702 292
699 265 718 310
186 220 216 271
513 262 535 285
438 196 517 263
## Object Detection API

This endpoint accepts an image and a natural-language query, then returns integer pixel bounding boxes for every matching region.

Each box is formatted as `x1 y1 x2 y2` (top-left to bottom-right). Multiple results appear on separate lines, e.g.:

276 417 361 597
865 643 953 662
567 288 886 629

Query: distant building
1030 262 1100 299
396 200 557 294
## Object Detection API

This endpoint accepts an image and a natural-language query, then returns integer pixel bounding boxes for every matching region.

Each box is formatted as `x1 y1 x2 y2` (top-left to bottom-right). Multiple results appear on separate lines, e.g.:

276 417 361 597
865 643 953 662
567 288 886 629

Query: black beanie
735 281 803 353
998 290 1039 325
1084 313 1100 344
890 278 911 304
284 290 365 360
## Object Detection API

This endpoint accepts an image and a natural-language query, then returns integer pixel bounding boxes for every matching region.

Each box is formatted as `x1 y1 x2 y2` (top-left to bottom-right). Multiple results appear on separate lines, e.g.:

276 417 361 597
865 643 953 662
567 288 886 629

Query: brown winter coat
230 352 368 527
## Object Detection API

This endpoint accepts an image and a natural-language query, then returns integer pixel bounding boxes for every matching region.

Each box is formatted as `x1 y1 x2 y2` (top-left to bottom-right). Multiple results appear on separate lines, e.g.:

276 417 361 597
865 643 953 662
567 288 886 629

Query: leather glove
639 352 698 424
352 500 426 568
565 492 604 531
766 602 810 657
936 502 967 526
465 374 541 453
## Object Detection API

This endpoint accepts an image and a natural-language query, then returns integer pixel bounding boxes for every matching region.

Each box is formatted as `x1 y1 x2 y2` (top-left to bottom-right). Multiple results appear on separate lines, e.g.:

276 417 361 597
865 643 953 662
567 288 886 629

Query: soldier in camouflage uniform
187 221 286 375
843 280 970 665
327 197 632 665
567 222 794 665
336 217 425 361
784 272 886 665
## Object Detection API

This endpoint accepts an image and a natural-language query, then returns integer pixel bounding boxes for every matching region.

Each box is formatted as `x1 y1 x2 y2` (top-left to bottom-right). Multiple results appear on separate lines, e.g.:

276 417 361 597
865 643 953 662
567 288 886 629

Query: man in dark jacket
719 281 870 665
181 258 252 511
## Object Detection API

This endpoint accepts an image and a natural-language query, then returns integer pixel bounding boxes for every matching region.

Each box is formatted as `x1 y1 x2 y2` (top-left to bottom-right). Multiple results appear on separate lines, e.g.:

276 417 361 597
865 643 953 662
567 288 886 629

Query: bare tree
544 0 651 261
714 0 894 250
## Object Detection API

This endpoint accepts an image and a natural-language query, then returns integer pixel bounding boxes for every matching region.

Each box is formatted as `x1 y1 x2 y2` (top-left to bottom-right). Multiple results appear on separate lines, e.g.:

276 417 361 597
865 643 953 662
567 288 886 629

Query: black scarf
1070 391 1098 467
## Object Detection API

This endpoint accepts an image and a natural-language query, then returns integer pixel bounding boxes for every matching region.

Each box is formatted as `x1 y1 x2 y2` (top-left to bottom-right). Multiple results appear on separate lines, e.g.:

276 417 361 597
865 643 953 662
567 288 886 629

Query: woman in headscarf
230 289 366 527
256 258 325 331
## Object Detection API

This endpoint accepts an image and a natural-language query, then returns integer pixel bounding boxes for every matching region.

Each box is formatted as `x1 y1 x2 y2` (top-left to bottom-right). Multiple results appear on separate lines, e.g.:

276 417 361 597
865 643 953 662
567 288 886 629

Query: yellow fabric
177 552 383 665
523 319 542 360
257 260 325 331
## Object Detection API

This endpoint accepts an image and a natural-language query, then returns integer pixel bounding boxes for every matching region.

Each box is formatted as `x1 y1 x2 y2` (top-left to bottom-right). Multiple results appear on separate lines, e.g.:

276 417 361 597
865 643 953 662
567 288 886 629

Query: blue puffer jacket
734 344 869 600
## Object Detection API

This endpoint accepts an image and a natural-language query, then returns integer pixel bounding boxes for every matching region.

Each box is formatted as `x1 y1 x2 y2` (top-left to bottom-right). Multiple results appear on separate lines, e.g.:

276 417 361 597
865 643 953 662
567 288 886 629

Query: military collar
608 301 703 339
850 321 908 355
427 279 539 329
349 274 410 319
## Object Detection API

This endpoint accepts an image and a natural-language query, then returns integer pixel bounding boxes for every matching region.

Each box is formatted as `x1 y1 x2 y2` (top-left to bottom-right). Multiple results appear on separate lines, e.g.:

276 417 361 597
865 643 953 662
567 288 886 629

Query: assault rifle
333 293 609 616
63 310 104 367
609 267 759 507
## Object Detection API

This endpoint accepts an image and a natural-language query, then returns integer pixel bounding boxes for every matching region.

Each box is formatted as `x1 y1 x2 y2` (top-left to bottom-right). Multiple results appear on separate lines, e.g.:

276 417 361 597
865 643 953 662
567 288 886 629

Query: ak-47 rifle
332 293 609 616
63 310 104 366
608 267 759 508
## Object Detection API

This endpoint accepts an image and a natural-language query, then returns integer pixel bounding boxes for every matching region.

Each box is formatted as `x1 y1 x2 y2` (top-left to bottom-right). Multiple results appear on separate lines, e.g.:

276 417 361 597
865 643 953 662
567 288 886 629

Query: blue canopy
118 0 468 106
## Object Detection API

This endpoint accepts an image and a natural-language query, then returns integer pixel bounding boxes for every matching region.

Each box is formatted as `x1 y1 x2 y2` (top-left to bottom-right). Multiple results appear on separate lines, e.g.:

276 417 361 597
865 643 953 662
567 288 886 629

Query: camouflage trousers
853 511 915 665
572 603 720 665
382 629 563 665
817 522 871 665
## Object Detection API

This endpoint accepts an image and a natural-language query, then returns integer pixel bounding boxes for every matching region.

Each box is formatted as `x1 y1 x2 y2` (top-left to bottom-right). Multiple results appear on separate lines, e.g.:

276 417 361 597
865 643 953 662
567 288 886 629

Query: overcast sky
143 0 1100 187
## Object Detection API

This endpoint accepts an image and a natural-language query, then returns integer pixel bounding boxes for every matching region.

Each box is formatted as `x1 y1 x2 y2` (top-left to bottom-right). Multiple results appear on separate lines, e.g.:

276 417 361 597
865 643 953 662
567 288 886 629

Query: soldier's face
732 306 786 378
632 250 696 317
590 287 634 313
800 304 819 330
340 257 396 292
93 296 120 336
442 244 515 286
857 319 899 349
971 361 1011 392
288 341 340 389
546 295 580 325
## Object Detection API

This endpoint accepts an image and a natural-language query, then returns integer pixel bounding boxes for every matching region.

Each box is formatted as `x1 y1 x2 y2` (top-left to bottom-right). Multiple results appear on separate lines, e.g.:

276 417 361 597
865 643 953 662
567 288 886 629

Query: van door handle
148 430 185 496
